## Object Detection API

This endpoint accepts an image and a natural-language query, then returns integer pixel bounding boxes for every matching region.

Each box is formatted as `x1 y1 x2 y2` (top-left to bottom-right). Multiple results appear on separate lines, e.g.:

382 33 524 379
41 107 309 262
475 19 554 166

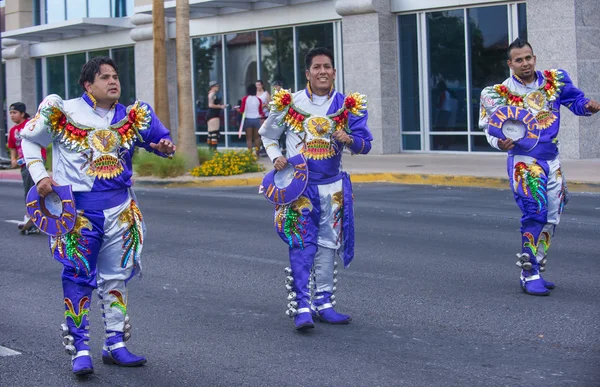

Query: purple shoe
517 254 551 296
102 331 146 367
294 311 315 331
541 275 556 290
312 306 352 324
72 351 94 376
520 273 551 296
312 291 351 324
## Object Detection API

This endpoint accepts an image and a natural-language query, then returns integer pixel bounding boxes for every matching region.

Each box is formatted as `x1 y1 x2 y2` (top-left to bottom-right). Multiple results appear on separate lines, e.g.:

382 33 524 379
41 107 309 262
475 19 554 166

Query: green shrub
133 150 186 178
197 146 214 164
45 143 52 171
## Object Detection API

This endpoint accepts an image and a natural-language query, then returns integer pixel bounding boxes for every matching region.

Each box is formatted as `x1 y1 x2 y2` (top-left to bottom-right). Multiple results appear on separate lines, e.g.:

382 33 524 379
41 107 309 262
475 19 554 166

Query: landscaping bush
197 146 213 164
45 143 52 171
133 149 187 178
190 150 264 177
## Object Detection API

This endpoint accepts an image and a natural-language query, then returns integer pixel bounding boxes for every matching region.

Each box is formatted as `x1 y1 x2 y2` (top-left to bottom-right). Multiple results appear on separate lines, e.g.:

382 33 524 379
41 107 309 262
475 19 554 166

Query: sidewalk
1 153 599 191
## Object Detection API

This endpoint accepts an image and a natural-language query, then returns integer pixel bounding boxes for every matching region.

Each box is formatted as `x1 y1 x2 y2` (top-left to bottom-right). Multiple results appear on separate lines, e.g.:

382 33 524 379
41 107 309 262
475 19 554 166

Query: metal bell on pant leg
287 246 315 330
517 253 551 296
539 257 555 289
62 278 94 376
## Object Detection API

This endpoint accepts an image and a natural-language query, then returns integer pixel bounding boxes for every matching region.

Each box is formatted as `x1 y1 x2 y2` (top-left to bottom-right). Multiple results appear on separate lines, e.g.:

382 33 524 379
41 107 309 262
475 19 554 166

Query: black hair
305 47 335 70
507 38 533 60
256 80 264 86
78 56 119 90
247 84 257 96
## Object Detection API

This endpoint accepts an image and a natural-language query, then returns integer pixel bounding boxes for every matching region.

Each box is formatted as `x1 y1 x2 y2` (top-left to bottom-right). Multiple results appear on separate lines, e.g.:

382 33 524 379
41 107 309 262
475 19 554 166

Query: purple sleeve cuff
136 102 175 157
348 135 371 154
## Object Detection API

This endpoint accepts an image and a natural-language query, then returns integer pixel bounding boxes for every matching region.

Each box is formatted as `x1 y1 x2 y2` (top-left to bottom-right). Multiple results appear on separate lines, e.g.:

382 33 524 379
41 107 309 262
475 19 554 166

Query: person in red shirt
8 102 47 234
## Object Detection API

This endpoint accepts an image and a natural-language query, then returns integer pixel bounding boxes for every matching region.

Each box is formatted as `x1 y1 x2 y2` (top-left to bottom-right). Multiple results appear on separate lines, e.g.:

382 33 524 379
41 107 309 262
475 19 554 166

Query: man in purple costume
259 47 373 330
20 57 176 375
480 39 600 296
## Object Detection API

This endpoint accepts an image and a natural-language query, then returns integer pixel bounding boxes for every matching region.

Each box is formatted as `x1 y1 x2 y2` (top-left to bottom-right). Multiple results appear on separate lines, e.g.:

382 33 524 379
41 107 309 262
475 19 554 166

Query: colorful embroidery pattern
65 296 90 328
523 231 551 257
41 101 151 179
275 196 312 248
118 201 144 268
52 213 93 277
270 89 367 135
514 161 548 212
485 69 565 108
302 138 337 160
535 110 557 129
557 168 568 214
270 89 367 160
108 290 127 315
332 191 343 244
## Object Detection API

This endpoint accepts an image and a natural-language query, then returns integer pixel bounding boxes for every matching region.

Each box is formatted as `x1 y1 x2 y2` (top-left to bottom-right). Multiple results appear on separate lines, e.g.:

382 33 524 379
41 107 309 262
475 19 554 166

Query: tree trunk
176 0 199 168
152 0 171 126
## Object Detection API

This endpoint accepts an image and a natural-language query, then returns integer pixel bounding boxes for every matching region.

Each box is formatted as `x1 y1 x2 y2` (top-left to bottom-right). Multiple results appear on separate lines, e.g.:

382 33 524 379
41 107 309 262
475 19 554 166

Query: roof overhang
136 0 320 19
1 18 134 43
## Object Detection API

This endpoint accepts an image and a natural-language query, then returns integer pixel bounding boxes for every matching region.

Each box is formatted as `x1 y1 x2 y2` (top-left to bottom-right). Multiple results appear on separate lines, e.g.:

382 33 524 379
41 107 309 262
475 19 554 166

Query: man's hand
11 159 18 168
498 138 515 151
36 177 59 198
585 100 600 114
332 130 353 145
149 139 176 156
273 156 288 171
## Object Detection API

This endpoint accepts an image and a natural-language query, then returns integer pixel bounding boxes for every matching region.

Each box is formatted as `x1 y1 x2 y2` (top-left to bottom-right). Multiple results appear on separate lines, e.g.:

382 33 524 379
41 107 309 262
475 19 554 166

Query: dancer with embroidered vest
259 47 373 330
20 57 176 375
479 38 599 296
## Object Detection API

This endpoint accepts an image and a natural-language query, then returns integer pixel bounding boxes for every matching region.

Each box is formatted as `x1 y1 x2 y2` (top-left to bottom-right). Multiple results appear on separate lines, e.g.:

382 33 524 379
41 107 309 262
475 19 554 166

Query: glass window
518 3 527 41
469 6 509 132
66 53 86 99
259 28 294 94
34 0 42 25
66 0 86 19
296 23 334 89
402 135 421 151
225 32 257 146
192 35 224 137
88 1 110 18
89 50 110 59
46 0 66 24
111 47 136 106
399 5 527 153
430 135 468 151
35 59 43 105
428 10 467 152
112 0 134 17
399 14 420 134
46 56 66 97
470 134 500 152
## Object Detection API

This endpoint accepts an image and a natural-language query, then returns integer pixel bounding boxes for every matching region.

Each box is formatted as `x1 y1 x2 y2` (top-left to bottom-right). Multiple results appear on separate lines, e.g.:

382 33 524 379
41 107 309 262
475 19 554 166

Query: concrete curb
132 172 600 192
3 169 597 192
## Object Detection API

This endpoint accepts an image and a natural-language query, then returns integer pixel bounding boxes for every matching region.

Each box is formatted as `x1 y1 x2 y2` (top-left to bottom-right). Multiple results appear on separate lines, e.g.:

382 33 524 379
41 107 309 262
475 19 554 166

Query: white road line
0 346 21 356
4 220 23 225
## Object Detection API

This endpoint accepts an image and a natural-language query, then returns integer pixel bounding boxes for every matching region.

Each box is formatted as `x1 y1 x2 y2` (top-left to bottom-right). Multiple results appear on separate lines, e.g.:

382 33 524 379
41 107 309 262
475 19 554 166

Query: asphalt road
1 181 599 387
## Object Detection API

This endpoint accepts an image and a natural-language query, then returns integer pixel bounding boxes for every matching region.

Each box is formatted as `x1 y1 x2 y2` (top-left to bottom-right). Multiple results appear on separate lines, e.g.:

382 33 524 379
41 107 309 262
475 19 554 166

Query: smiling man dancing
479 38 600 296
20 56 176 375
259 47 373 330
